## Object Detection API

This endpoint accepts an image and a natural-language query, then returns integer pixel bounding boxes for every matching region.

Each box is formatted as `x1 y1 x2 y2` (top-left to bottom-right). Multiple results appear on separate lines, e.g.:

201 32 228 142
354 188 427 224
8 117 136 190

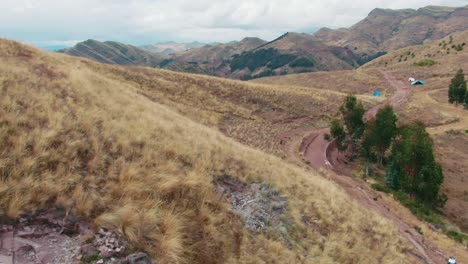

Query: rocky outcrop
0 210 155 264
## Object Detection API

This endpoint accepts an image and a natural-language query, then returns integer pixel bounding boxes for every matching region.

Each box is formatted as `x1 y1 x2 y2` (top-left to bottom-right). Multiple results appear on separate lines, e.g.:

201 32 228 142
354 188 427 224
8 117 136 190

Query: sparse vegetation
413 59 438 66
371 183 391 193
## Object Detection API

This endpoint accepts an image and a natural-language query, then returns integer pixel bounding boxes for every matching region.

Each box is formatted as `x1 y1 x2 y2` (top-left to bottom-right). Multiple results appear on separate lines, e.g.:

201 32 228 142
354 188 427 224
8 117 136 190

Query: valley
1 3 467 264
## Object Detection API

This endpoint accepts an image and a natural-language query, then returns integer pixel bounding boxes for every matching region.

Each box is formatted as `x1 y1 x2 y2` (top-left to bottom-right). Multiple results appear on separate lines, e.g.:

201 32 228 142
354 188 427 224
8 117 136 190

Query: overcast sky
0 0 466 47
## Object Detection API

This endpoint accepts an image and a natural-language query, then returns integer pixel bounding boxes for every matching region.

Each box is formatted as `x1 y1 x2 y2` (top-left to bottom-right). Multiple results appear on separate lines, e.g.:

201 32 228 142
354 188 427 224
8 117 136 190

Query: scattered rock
0 210 152 264
214 175 294 248
81 243 99 258
215 176 288 232
121 252 153 264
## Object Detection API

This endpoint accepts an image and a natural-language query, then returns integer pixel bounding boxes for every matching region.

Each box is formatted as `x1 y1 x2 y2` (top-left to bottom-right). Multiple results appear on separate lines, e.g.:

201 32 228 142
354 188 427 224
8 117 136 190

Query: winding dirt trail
278 69 448 263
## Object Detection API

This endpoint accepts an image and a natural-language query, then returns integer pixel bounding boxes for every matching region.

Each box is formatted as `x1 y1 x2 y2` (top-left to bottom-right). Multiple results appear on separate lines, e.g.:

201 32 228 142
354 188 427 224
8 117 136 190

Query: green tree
339 95 365 139
385 122 444 207
464 90 468 109
361 106 398 164
448 69 467 105
330 119 346 151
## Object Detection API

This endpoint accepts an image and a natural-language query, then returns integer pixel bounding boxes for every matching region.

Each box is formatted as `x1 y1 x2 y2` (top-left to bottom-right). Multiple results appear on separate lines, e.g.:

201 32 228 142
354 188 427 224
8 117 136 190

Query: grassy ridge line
0 39 406 263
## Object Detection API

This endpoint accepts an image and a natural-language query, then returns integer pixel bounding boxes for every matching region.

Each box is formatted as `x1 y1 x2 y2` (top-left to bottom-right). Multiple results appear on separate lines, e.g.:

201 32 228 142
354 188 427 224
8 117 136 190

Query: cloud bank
0 0 466 47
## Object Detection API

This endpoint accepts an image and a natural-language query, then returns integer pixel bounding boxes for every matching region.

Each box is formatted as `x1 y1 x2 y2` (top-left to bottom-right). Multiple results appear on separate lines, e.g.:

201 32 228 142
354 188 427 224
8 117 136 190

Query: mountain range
60 5 468 80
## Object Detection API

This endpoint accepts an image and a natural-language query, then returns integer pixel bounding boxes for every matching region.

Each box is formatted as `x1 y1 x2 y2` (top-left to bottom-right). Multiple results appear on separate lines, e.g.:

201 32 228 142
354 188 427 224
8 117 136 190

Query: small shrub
414 225 423 235
454 44 463 51
371 183 391 193
324 133 331 141
446 230 468 243
446 129 462 135
413 60 438 66
392 191 444 226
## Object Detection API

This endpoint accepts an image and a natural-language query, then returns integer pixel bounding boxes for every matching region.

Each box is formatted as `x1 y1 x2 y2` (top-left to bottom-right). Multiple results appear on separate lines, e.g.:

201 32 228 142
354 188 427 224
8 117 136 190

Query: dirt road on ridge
278 69 448 263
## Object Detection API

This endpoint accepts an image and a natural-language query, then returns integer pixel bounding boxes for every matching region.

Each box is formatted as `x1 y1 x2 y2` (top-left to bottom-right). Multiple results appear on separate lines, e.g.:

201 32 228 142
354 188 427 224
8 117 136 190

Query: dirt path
364 69 411 121
278 70 449 263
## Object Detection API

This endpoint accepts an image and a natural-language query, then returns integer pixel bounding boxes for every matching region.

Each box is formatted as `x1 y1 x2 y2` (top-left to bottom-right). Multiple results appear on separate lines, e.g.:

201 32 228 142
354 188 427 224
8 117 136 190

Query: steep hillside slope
175 37 266 62
164 37 266 76
0 39 410 263
217 33 361 80
60 39 165 67
315 5 468 58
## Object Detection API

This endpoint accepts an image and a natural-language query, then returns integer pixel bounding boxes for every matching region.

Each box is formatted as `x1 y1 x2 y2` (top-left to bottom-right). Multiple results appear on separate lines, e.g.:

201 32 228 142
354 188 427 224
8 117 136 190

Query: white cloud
0 0 466 45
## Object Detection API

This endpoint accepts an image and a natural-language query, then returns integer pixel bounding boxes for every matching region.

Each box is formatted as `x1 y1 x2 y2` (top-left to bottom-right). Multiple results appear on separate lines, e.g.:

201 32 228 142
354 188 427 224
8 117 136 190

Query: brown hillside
0 39 410 263
60 39 166 67
315 5 468 57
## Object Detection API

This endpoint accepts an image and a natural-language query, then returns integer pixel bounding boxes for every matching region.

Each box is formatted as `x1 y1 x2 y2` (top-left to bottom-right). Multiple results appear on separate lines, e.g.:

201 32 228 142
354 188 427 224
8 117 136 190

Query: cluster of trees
230 48 298 72
289 57 315 68
448 69 468 108
329 96 445 208
330 95 364 150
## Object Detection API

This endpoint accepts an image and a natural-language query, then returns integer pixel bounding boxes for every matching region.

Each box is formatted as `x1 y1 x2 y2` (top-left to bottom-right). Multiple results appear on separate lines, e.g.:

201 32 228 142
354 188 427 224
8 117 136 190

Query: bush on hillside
413 60 438 66
448 69 467 105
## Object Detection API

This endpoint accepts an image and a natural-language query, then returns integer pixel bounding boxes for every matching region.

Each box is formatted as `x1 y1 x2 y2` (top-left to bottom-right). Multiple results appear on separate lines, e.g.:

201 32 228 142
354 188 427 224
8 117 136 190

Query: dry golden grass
0 39 409 263
251 68 392 97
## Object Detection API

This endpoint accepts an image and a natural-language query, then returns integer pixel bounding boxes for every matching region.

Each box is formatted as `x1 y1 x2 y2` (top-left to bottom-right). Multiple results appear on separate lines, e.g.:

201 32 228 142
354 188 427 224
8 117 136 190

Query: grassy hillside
251 68 392 96
60 39 165 67
0 39 409 263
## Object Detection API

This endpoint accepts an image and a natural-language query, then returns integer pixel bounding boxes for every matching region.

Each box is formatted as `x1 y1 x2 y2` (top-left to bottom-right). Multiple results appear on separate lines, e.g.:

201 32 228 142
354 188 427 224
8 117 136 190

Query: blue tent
411 80 425 86
373 91 381 97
